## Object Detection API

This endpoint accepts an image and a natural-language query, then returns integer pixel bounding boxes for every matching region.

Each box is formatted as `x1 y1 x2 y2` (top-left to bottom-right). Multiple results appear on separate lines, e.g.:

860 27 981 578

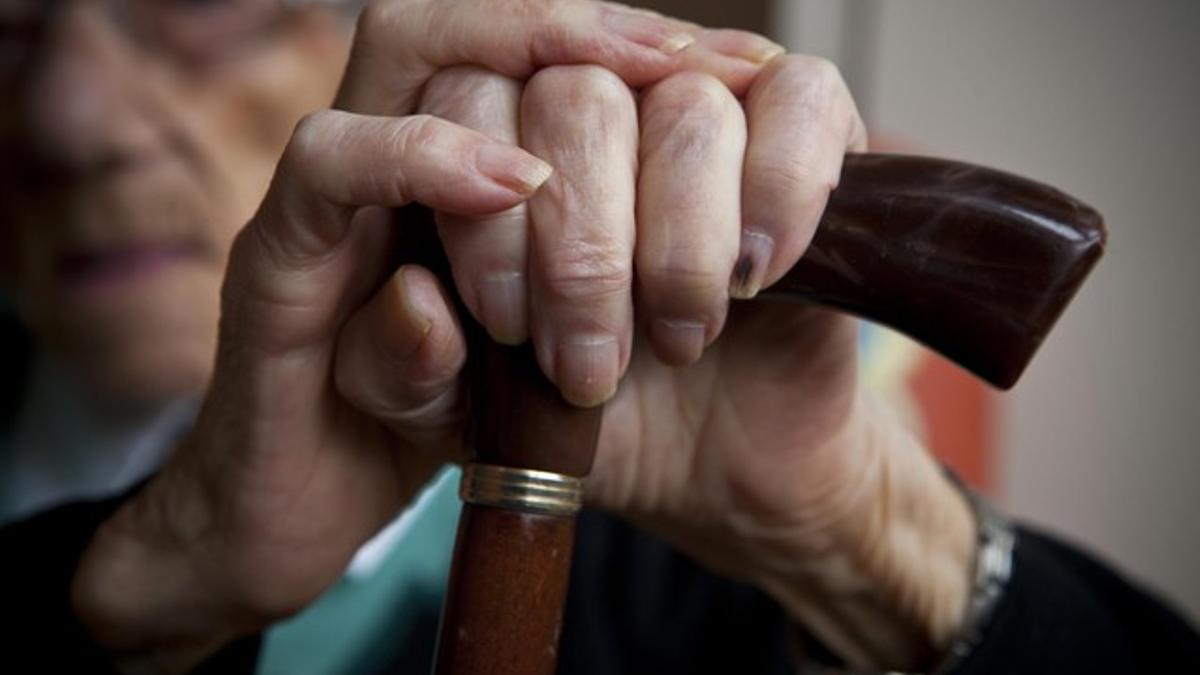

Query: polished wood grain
435 505 575 675
772 154 1105 389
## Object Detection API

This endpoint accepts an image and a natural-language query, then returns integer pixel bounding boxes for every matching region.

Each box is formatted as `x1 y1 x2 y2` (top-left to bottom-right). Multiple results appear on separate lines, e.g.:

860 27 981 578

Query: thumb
335 264 468 460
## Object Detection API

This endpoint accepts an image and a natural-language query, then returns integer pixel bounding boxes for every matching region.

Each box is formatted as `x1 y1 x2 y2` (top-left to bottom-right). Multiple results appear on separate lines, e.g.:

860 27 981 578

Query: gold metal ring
459 463 582 517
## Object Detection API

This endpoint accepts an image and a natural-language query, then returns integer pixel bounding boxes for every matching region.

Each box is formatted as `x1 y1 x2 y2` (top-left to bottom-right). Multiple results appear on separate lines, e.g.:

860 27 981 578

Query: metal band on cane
459 463 583 517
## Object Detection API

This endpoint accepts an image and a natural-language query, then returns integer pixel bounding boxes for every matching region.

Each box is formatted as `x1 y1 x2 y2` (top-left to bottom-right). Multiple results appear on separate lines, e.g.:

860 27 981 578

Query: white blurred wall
773 0 1200 621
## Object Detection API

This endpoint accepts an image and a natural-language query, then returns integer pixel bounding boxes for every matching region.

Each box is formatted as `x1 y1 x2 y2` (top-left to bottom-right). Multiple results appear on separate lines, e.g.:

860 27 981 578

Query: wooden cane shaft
435 505 575 675
431 341 599 674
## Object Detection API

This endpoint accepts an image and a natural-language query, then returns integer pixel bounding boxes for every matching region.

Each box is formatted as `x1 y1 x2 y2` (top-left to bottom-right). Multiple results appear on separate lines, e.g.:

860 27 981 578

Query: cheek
190 32 351 262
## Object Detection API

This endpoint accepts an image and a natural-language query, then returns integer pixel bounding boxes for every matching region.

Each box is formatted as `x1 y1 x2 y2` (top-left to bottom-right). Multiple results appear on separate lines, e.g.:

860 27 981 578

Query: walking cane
416 153 1106 675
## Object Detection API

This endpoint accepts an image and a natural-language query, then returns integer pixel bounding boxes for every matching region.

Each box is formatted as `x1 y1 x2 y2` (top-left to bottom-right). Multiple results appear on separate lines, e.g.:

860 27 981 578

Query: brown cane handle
770 153 1105 389
430 153 1106 675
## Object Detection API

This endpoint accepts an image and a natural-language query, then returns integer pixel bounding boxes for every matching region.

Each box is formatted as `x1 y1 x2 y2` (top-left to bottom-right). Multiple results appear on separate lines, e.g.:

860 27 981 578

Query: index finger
229 110 551 355
335 0 779 115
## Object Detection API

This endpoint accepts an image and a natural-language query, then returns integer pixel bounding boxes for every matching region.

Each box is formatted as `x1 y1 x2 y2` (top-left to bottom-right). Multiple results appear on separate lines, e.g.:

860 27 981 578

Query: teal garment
258 466 462 674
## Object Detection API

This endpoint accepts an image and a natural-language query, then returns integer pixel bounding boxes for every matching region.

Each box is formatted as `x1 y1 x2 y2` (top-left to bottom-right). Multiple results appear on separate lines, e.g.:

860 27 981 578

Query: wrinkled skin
0 1 974 672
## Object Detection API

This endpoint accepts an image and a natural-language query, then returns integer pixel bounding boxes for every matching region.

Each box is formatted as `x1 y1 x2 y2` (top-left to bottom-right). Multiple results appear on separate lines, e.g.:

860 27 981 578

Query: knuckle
640 255 728 307
804 54 844 84
286 109 338 165
643 71 732 116
524 65 633 117
641 74 737 161
394 114 447 156
779 54 844 89
357 0 417 42
762 54 848 112
388 114 457 202
540 240 632 304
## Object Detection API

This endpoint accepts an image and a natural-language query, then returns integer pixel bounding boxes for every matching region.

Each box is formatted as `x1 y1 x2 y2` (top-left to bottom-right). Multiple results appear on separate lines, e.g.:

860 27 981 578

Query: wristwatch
930 468 1016 674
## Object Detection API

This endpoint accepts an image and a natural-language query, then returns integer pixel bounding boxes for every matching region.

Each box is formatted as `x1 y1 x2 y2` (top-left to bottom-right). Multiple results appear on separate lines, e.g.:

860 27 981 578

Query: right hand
68 0 783 668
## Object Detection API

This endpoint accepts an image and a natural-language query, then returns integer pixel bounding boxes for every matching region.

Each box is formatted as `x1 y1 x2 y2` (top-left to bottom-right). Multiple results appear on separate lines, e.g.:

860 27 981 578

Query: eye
137 0 283 63
151 0 273 25
155 0 256 24
163 0 242 11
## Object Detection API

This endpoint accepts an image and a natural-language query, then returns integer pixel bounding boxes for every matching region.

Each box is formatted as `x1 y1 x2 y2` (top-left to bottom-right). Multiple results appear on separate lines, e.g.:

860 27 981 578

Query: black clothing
4 488 1198 674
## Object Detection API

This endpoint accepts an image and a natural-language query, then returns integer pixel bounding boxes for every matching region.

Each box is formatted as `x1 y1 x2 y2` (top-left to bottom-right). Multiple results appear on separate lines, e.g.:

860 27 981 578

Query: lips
57 240 203 293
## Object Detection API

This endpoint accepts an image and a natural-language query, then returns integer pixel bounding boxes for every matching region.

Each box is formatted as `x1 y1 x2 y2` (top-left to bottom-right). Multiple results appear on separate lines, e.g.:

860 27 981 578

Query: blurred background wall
770 0 1200 621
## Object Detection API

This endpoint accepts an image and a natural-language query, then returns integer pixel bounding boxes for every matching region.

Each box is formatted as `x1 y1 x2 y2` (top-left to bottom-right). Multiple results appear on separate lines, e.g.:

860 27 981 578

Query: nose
24 3 160 174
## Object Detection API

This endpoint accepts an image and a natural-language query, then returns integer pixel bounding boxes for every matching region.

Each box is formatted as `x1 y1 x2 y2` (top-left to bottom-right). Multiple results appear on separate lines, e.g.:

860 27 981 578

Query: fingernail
556 334 619 407
477 272 528 345
658 32 696 55
739 42 785 65
651 318 707 365
730 230 775 299
603 7 696 56
477 143 553 195
706 31 785 64
396 266 433 350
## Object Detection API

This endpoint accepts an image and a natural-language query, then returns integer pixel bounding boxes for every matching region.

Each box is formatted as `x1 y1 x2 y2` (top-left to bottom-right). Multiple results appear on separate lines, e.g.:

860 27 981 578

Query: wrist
753 394 976 671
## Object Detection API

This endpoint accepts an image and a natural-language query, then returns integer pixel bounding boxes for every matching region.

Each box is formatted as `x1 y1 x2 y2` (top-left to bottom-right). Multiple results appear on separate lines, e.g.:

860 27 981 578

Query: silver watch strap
929 469 1016 675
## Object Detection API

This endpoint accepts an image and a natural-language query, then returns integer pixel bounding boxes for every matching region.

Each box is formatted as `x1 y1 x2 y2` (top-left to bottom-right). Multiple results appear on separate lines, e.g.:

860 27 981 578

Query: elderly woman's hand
67 0 789 670
70 1 974 672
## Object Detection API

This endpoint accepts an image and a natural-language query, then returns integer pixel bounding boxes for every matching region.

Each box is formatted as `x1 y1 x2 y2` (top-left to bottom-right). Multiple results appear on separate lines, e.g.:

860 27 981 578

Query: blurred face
0 0 351 409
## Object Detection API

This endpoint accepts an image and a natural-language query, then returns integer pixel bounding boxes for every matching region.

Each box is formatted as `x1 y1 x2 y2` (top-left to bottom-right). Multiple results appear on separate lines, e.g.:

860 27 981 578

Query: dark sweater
4 487 1198 674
